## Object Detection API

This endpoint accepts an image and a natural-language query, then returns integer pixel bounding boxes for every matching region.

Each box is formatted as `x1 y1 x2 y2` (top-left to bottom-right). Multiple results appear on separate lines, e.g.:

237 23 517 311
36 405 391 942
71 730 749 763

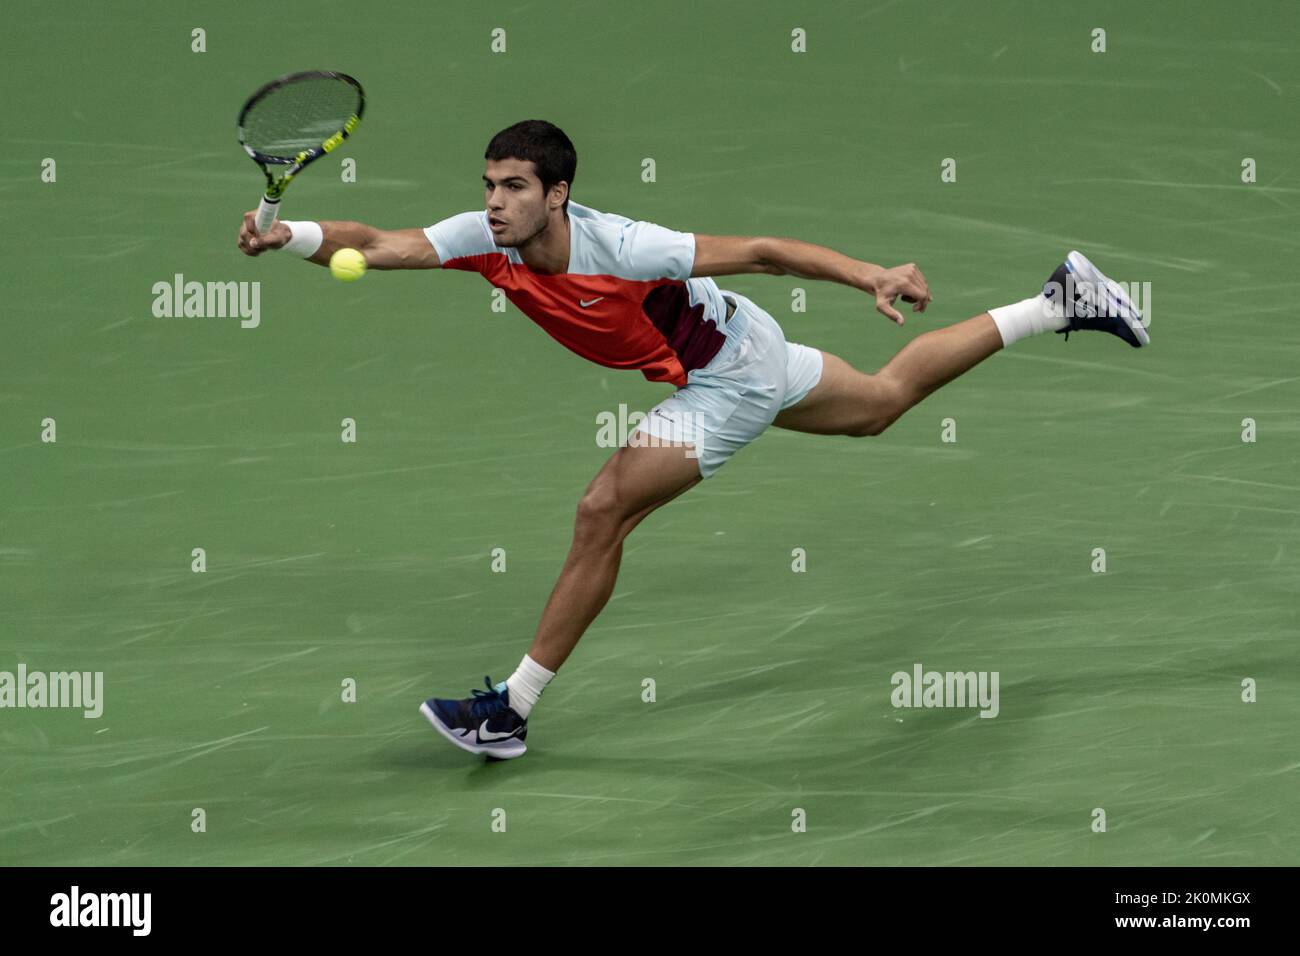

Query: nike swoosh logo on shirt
579 297 605 308
478 720 521 741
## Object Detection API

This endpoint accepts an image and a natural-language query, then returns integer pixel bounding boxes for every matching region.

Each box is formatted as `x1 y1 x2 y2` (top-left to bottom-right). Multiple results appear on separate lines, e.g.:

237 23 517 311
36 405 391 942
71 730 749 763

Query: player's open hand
237 211 291 256
870 263 932 325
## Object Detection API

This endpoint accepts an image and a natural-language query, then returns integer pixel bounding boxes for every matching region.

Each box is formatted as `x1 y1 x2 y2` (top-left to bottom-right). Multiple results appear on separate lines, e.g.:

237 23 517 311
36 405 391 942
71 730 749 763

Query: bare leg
525 313 1003 668
774 313 1003 436
525 435 702 672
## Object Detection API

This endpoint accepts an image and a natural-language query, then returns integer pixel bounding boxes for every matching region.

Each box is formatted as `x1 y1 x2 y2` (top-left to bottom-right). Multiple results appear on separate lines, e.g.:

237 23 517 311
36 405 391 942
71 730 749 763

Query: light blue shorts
634 292 824 479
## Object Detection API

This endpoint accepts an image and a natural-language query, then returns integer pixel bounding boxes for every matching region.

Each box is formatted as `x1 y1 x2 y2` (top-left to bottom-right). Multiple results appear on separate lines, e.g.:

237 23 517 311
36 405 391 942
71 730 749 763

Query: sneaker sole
418 701 527 759
1067 250 1151 346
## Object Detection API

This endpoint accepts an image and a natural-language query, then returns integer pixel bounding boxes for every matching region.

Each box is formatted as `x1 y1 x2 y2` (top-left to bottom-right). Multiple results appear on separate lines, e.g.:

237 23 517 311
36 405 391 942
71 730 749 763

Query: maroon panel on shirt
641 282 727 376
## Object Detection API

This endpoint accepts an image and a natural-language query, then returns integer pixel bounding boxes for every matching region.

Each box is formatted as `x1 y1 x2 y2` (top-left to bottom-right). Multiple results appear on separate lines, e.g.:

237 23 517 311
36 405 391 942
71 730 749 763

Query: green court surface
2 1 1297 866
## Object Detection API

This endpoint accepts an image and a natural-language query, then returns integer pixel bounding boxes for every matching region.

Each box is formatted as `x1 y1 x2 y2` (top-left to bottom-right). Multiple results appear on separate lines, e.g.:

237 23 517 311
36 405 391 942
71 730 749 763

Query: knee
851 418 890 438
850 375 909 437
574 482 627 544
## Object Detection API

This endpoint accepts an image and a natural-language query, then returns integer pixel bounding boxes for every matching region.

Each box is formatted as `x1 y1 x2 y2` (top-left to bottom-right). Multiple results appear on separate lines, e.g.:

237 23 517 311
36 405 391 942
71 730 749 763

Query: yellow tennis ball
329 247 367 282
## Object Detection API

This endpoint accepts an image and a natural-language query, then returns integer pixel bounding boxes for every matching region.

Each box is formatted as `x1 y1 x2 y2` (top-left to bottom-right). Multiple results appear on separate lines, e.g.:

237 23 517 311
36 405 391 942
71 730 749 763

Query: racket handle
255 195 280 234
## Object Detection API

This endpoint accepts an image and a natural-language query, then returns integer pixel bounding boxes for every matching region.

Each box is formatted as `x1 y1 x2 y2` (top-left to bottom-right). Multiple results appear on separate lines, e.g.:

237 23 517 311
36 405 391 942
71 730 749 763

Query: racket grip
254 195 280 235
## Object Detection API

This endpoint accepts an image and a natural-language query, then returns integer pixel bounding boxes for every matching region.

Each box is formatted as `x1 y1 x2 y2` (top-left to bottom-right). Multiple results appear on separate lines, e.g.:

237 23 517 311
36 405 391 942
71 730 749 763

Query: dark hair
485 120 577 212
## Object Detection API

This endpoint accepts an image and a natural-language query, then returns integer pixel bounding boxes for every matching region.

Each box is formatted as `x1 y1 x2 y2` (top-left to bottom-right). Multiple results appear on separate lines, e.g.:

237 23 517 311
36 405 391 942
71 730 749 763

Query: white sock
988 294 1067 347
505 654 555 719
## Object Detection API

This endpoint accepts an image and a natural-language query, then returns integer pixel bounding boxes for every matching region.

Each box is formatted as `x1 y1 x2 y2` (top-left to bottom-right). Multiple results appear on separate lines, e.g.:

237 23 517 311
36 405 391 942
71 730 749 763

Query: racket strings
242 78 360 158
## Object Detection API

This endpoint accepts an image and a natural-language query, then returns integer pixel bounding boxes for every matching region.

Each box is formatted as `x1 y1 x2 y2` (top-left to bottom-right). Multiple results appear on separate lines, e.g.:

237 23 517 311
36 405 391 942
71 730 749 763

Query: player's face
483 158 558 247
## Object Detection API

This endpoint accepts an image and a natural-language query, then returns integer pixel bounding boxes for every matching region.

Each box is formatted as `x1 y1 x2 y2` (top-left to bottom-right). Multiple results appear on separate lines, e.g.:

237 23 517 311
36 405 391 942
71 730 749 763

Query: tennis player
237 120 1148 760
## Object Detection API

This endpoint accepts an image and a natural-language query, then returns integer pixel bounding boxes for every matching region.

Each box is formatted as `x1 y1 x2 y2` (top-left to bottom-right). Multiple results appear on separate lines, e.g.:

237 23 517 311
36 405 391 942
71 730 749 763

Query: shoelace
1059 305 1114 341
468 676 509 720
1058 294 1109 341
1053 271 1134 342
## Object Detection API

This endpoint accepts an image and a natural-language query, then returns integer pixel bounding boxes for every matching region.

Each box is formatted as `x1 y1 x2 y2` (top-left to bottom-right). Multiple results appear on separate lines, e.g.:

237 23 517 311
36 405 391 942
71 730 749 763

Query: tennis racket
238 70 365 235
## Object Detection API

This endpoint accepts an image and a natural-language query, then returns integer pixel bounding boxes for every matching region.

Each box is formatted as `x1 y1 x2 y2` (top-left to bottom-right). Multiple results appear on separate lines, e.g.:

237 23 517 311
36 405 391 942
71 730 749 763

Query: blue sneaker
1043 251 1150 347
420 676 528 759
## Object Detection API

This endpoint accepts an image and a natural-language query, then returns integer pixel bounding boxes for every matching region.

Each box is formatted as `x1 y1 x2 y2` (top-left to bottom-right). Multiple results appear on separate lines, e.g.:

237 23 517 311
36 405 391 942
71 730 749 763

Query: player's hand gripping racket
238 70 365 234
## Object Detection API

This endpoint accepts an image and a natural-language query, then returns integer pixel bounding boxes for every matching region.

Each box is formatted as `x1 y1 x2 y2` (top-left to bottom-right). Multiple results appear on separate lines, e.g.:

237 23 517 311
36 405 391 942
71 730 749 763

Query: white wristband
281 220 324 258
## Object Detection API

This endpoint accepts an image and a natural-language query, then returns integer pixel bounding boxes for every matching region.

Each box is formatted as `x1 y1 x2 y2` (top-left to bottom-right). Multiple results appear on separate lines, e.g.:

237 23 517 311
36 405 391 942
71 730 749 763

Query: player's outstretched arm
236 211 441 270
691 234 931 325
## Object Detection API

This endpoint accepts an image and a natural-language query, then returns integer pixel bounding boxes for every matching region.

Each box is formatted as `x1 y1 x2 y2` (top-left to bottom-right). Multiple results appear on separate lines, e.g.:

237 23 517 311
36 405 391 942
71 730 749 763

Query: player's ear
549 180 569 210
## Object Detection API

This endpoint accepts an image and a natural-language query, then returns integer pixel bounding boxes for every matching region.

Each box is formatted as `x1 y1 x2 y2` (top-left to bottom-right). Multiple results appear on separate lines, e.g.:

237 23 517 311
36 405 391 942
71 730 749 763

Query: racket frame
237 70 365 234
